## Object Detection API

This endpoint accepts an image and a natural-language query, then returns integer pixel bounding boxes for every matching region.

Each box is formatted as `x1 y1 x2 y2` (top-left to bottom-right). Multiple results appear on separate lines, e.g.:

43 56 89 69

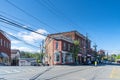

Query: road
0 66 50 80
36 64 120 80
0 64 120 80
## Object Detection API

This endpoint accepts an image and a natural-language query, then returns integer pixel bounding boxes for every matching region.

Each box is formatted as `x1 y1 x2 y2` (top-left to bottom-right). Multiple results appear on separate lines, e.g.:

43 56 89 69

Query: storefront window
54 52 60 62
0 58 2 63
66 53 73 63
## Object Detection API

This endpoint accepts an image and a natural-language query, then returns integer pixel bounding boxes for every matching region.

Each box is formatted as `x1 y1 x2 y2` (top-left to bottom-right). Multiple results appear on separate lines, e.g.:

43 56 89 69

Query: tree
73 40 80 63
116 54 120 59
20 51 44 63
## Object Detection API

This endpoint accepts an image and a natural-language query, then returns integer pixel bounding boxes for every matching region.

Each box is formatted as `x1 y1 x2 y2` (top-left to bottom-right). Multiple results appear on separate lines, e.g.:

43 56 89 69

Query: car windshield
0 0 120 80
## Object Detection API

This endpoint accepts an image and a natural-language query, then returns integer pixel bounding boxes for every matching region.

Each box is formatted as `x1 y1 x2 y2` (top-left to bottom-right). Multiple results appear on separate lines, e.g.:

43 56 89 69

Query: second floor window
0 39 2 46
4 40 5 47
68 44 70 51
56 41 58 49
63 42 66 50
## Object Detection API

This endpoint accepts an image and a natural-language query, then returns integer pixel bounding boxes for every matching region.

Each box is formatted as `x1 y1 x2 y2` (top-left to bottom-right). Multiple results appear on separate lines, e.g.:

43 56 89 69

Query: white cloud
18 29 48 43
11 40 21 44
23 25 28 28
11 29 48 52
11 46 37 52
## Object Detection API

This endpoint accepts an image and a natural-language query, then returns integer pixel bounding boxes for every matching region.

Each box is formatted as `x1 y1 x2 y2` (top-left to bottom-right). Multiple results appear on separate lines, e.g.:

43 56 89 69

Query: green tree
116 54 120 59
20 51 45 63
73 40 80 63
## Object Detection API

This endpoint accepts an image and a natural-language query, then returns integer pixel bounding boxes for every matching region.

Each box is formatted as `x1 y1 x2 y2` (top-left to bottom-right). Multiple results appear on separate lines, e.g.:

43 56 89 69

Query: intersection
0 64 120 80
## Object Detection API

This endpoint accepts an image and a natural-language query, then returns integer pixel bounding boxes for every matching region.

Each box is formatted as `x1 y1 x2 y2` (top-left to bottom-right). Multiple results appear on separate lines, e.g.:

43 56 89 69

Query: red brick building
0 30 11 65
45 31 91 65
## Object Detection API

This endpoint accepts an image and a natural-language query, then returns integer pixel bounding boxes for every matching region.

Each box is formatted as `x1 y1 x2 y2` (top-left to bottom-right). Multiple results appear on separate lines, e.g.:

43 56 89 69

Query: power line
0 24 19 32
5 0 90 50
5 0 82 46
36 0 73 28
0 15 93 50
39 0 83 30
41 0 94 49
5 0 75 44
0 15 61 46
1 30 39 48
6 0 58 33
0 15 47 36
0 11 45 30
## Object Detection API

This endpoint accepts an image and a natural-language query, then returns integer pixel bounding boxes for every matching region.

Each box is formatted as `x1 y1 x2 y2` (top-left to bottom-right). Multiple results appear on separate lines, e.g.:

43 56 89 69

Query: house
0 30 11 65
11 49 20 66
45 31 91 65
19 58 36 66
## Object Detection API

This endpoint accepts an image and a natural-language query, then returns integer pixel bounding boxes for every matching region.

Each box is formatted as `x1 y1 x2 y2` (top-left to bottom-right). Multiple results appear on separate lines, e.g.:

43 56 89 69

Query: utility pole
93 43 97 61
107 52 108 61
85 33 88 63
40 40 44 63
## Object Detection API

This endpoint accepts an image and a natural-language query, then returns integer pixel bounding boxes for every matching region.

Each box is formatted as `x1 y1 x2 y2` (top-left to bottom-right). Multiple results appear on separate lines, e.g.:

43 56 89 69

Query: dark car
31 62 40 66
0 63 6 66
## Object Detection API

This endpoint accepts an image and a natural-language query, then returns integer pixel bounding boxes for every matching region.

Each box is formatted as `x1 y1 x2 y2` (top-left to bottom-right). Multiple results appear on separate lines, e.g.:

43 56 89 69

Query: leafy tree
116 54 120 59
20 51 45 63
73 40 80 63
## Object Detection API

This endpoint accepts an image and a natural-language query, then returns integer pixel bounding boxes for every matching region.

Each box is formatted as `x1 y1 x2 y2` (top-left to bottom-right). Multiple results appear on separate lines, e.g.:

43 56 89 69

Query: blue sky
0 0 120 53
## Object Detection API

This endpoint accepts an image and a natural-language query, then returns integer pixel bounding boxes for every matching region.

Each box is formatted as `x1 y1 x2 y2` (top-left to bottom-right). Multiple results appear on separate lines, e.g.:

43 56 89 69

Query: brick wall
0 31 11 58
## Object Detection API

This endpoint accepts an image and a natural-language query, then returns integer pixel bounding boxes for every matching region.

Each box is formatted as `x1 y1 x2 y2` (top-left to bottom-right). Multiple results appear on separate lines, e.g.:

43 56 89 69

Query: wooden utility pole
93 43 97 61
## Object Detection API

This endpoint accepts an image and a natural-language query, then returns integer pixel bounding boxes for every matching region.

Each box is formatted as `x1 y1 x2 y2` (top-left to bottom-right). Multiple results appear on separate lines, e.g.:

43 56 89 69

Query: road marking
110 67 120 79
110 67 114 78
81 78 86 80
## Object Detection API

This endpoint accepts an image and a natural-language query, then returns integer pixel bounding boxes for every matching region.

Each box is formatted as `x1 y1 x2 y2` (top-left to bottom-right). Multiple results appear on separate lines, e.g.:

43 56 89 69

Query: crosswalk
0 69 22 75
0 66 51 80
0 66 50 75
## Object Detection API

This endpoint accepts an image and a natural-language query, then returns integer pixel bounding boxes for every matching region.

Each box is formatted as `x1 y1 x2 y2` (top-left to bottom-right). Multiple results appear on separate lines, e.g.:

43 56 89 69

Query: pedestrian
95 61 97 67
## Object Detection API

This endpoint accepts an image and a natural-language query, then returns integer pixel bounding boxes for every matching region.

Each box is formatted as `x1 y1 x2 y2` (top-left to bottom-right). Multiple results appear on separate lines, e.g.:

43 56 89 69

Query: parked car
31 62 40 66
0 63 7 66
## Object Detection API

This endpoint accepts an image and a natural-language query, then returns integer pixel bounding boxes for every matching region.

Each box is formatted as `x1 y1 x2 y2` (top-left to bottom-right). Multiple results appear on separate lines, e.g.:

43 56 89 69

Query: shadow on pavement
57 63 120 67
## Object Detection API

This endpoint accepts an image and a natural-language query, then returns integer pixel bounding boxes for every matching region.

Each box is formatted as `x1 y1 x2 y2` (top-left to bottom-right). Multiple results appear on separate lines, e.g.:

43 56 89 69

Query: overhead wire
1 30 39 48
6 0 59 33
0 15 60 47
5 0 92 50
5 0 77 47
0 17 43 48
0 15 47 36
36 0 89 45
0 24 19 32
0 11 45 30
39 0 83 30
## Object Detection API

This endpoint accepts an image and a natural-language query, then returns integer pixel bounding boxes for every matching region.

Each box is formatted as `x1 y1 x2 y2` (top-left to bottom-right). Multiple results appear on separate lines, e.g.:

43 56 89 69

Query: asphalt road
0 64 120 80
36 64 120 80
0 66 50 80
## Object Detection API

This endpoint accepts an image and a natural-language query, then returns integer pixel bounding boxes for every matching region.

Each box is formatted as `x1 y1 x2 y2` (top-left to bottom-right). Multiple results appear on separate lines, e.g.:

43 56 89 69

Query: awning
87 54 91 57
78 54 82 56
0 52 9 58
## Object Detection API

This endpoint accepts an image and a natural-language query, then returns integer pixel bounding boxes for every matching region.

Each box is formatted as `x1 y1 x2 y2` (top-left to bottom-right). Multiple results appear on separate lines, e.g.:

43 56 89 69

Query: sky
0 0 120 54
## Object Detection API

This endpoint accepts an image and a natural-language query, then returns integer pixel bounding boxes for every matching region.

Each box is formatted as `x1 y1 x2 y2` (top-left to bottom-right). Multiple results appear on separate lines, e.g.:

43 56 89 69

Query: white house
11 49 20 66
19 58 36 66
